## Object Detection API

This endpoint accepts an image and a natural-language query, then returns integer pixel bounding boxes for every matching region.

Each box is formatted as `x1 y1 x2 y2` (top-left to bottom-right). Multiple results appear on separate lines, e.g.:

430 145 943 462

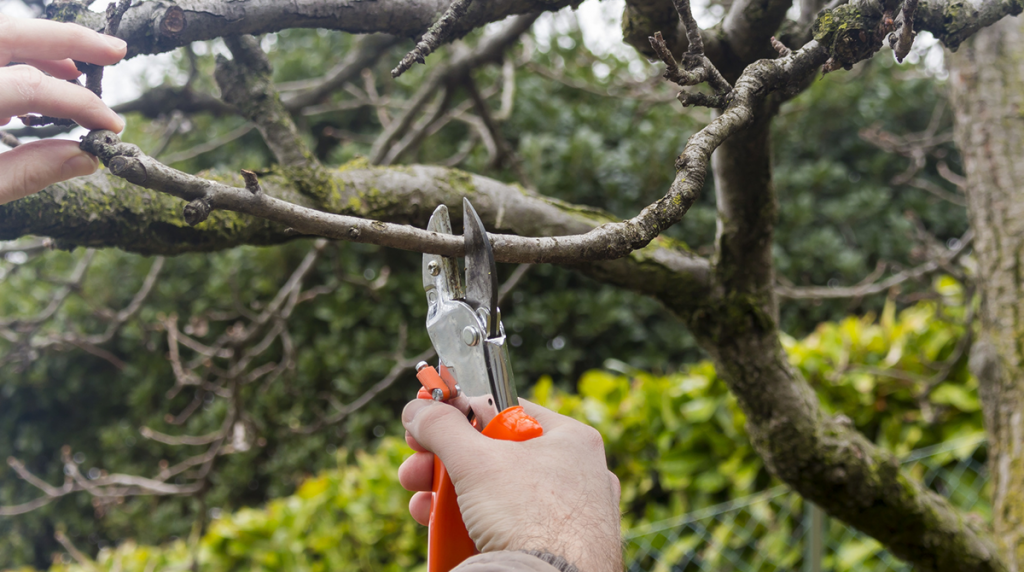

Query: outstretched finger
0 66 123 132
0 139 99 205
0 15 126 67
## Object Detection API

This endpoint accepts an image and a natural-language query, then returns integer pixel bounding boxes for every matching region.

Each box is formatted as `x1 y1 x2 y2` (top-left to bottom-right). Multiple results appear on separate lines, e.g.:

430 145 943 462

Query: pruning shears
415 198 543 572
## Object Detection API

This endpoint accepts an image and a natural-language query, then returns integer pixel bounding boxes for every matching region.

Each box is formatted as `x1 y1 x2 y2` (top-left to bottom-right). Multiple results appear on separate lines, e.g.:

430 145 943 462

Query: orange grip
427 405 543 572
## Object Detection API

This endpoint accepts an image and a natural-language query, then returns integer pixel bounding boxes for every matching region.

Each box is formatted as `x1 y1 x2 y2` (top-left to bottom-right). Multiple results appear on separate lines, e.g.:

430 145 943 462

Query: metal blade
423 205 464 301
462 198 498 338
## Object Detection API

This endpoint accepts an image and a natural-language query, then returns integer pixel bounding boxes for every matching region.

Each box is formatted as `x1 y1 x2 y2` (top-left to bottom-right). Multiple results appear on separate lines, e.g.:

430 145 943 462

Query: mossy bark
678 108 1005 571
948 17 1024 570
0 163 710 313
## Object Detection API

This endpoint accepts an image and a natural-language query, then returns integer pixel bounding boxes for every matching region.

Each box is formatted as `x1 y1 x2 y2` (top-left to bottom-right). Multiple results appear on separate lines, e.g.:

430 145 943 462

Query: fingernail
403 400 430 425
105 36 127 52
62 153 99 179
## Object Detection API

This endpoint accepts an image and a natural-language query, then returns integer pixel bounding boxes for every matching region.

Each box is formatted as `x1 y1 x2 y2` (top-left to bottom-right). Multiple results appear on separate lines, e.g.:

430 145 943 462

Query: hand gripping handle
424 404 543 572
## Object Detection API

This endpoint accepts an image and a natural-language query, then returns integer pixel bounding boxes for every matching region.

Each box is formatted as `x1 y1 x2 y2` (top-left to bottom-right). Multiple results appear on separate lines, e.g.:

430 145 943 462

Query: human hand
0 14 127 205
400 399 623 572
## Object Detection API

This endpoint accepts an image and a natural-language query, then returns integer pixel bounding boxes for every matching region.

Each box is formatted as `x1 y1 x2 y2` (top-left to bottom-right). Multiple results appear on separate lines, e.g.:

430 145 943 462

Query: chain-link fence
623 434 989 572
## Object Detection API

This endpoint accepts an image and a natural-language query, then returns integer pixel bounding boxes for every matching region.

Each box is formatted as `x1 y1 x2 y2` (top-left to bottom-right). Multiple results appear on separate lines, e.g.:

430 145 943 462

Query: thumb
402 399 491 476
0 139 99 205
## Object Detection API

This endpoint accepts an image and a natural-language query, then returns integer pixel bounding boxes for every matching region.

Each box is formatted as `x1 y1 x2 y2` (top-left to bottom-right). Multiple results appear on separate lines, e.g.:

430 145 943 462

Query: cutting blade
462 198 498 339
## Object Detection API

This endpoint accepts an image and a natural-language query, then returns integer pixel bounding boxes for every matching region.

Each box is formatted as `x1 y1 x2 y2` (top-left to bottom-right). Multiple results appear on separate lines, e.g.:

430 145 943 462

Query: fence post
802 501 824 572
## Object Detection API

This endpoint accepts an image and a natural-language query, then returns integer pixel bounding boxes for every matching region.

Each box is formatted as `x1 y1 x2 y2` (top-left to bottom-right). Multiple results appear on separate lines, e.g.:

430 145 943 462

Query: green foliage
31 289 981 572
42 439 424 572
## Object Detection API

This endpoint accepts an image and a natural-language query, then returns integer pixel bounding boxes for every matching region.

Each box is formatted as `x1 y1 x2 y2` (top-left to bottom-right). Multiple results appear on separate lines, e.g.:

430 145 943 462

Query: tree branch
216 35 317 170
281 34 401 110
775 232 972 298
371 14 536 165
66 0 579 59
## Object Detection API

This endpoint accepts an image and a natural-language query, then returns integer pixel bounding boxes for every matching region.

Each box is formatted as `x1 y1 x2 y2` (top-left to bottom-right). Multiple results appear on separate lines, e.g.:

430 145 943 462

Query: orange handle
427 405 543 572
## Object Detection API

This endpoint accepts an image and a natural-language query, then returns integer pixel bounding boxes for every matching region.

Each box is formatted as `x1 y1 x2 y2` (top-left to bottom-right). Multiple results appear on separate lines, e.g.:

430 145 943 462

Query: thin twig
159 124 254 164
392 0 474 78
671 0 704 55
776 231 972 299
890 0 920 62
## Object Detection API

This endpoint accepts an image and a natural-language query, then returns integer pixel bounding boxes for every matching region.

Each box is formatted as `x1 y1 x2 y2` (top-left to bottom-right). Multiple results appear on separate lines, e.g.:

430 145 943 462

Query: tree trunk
948 16 1024 571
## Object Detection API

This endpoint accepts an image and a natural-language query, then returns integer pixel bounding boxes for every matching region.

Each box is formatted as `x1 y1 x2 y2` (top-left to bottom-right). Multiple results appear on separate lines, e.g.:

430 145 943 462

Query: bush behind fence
624 434 989 572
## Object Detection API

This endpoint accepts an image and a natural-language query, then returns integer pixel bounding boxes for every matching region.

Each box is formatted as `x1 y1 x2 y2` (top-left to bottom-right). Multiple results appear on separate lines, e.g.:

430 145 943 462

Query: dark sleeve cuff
452 550 575 572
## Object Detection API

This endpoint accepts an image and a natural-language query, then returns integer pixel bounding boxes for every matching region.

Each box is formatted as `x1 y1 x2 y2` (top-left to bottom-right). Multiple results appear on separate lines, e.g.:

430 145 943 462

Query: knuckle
7 160 44 199
0 14 12 41
411 402 450 440
577 424 606 451
8 65 45 101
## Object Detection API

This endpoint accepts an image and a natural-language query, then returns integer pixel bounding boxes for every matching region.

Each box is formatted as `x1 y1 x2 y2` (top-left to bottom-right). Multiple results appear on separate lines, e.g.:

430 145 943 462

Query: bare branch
160 124 255 165
889 0 921 61
280 35 401 110
217 35 317 170
373 14 537 164
139 427 225 446
775 231 972 299
649 31 732 97
54 531 92 567
671 0 705 56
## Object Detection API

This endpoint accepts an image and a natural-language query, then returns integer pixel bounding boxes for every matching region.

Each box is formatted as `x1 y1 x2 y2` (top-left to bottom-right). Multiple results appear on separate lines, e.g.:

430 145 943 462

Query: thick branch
916 0 1023 50
2 147 709 314
680 4 1004 569
722 0 800 64
64 0 580 59
690 326 1004 572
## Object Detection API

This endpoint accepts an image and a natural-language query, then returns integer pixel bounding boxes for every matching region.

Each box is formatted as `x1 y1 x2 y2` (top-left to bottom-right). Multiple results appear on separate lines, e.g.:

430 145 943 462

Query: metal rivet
416 361 429 372
428 261 440 276
462 326 480 346
432 388 444 401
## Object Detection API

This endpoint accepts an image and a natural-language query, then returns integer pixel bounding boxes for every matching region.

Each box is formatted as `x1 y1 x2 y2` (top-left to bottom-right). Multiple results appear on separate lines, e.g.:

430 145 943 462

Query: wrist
518 550 581 572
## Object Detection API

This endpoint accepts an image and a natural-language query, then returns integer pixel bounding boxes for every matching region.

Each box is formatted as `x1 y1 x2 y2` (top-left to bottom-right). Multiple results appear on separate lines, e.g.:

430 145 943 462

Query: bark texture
948 17 1024 571
685 112 1005 572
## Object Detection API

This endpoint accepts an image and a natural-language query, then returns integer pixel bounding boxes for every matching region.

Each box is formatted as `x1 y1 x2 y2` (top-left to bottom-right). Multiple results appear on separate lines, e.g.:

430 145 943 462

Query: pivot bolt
427 261 440 276
462 326 480 346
